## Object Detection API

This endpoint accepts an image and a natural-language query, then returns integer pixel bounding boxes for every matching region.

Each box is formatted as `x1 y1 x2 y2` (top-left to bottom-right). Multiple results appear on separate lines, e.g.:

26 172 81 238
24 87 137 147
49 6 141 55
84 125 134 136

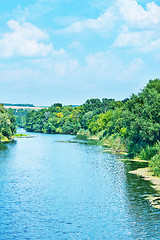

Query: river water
0 130 160 239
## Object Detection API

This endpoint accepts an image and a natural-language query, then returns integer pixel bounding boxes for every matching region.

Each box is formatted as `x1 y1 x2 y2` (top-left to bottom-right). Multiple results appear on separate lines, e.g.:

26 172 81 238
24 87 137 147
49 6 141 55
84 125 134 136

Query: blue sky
0 0 160 105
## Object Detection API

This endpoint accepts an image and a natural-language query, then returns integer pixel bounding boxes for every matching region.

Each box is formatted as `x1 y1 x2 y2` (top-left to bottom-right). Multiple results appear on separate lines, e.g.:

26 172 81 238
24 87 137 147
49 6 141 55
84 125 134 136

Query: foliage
9 108 31 128
0 104 17 140
149 153 160 176
77 129 90 136
104 133 127 152
139 145 158 160
149 142 160 176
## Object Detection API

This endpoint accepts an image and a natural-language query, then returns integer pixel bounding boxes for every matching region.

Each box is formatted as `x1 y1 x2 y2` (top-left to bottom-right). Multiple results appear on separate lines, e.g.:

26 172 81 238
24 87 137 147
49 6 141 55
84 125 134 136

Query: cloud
112 0 160 51
54 59 80 77
57 0 160 36
84 51 144 82
113 27 160 51
0 46 146 104
0 20 63 58
57 7 116 35
11 49 143 85
55 0 160 53
8 19 49 40
117 0 160 26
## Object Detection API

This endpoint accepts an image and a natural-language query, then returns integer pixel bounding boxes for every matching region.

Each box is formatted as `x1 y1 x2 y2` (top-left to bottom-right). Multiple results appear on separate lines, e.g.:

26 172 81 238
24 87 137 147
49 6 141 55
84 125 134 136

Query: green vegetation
14 133 28 137
0 104 17 141
9 109 31 128
24 79 160 176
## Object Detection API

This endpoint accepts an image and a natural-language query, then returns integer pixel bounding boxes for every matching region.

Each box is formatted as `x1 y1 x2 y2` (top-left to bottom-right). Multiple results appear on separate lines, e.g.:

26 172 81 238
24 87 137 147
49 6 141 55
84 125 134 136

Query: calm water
0 130 160 240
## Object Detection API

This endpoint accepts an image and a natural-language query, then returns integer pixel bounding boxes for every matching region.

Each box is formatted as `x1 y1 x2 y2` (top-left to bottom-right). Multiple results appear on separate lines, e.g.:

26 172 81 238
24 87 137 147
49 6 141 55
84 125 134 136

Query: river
0 130 160 239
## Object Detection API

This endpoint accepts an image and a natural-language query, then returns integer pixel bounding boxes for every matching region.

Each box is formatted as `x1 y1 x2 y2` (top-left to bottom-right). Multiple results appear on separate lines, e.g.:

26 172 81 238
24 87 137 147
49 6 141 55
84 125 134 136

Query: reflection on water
0 143 8 151
0 130 160 239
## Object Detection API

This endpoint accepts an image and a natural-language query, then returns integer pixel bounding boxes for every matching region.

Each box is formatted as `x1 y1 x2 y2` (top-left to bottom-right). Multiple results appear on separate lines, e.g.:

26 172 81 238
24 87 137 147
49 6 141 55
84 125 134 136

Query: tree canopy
0 104 16 140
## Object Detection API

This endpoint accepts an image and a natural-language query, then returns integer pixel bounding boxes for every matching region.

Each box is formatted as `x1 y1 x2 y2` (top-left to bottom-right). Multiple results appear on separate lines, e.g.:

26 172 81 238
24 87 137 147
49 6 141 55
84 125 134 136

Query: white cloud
57 0 160 36
55 0 160 53
0 20 63 58
114 28 153 47
22 50 144 93
7 20 49 40
57 8 116 35
54 59 80 77
114 27 160 51
117 0 160 26
112 1 160 51
84 51 144 82
21 49 144 84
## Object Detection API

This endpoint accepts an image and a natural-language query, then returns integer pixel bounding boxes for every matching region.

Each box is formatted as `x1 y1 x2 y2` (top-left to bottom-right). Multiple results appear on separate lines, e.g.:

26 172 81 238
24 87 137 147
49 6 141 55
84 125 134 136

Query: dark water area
0 129 160 239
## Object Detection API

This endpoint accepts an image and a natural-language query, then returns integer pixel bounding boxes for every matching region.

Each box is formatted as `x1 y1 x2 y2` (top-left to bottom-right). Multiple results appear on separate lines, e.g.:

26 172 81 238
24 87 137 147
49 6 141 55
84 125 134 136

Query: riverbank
129 167 160 209
79 132 128 155
83 133 160 209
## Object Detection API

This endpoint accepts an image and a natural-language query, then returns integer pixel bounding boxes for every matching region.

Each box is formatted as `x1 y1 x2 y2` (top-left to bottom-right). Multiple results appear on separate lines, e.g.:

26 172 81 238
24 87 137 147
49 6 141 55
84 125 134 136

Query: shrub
77 128 90 136
149 152 160 176
98 130 106 141
107 133 126 152
139 145 157 160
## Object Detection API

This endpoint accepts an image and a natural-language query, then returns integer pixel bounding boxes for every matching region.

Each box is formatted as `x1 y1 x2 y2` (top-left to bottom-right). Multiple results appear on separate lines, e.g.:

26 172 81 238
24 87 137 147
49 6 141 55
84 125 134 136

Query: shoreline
129 167 160 209
87 134 160 209
86 134 128 155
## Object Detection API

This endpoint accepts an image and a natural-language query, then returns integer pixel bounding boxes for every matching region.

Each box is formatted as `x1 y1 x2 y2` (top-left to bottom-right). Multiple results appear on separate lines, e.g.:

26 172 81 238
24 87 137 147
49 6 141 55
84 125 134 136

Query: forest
24 79 160 176
0 105 17 141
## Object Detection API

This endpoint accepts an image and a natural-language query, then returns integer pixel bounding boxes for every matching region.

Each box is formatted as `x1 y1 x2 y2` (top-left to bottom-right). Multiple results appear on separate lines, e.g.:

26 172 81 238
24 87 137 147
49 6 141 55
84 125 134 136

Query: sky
0 0 160 106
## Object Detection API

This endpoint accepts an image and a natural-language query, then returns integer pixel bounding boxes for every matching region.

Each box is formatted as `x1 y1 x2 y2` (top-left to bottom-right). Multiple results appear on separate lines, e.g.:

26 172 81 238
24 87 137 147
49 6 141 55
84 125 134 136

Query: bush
88 122 99 135
139 145 157 160
107 134 126 152
149 152 160 176
98 130 106 140
77 128 90 136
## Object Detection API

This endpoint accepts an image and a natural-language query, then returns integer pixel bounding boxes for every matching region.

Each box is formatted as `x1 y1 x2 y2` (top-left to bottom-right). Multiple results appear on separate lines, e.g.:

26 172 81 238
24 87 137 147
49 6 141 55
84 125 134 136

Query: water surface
0 130 160 239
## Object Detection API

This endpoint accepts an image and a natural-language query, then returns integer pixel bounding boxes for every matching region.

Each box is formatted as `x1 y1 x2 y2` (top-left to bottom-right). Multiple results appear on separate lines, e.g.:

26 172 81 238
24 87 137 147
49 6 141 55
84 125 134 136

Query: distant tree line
3 103 35 107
